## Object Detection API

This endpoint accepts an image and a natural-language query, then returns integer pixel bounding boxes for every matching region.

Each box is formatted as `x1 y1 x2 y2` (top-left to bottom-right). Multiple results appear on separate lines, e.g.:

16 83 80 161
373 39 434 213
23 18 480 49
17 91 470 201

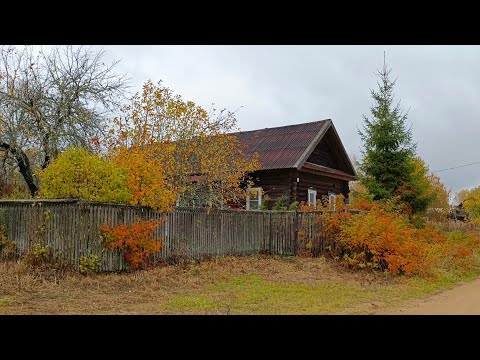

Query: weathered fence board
0 200 339 272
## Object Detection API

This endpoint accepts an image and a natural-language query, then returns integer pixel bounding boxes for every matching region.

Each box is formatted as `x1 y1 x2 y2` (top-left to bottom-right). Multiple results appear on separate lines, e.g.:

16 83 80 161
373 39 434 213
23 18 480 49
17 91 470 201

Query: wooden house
235 119 356 209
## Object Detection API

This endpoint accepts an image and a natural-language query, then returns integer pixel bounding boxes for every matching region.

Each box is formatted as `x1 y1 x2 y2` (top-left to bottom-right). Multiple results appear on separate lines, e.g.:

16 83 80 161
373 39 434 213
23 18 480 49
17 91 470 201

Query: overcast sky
90 46 480 197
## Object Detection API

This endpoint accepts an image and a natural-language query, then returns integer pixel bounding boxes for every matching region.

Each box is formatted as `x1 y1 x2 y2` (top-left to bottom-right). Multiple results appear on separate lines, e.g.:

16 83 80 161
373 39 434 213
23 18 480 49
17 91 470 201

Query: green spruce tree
359 55 417 208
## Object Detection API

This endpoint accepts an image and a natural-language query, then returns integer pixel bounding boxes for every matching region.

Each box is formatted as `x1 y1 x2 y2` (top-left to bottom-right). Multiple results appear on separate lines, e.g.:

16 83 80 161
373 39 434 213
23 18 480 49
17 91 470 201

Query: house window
328 191 336 210
246 187 262 210
308 189 317 208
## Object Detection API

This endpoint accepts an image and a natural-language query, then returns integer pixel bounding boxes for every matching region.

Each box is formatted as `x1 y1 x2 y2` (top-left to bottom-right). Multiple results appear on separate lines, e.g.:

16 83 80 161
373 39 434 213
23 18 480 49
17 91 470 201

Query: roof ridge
231 118 330 135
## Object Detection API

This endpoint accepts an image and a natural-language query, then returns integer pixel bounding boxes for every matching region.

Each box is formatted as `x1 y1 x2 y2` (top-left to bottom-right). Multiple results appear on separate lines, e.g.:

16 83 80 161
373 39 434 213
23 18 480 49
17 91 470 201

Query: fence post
293 210 299 256
269 211 273 255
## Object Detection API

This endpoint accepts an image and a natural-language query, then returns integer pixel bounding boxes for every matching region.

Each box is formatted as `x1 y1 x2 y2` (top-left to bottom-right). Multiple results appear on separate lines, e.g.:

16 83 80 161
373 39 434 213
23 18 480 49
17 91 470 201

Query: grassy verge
1 255 478 314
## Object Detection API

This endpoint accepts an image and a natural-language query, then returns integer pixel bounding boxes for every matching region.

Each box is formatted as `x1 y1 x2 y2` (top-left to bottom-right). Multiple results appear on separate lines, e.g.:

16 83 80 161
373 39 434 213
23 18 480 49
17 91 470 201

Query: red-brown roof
234 120 330 170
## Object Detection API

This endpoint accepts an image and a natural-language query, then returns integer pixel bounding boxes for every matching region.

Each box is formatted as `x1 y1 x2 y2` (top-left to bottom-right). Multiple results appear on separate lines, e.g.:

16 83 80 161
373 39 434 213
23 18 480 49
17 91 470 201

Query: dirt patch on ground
376 278 480 315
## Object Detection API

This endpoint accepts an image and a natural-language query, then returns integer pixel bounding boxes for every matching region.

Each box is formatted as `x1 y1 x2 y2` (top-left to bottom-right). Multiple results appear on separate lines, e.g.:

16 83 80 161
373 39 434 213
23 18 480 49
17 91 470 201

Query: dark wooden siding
306 127 351 173
295 170 349 202
229 169 296 209
250 169 297 204
247 168 349 206
306 138 337 168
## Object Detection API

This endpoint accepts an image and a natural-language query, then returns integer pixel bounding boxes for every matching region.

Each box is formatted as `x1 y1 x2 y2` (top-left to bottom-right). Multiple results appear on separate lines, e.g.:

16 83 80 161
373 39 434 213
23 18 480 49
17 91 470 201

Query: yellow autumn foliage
37 147 132 203
462 187 480 224
105 80 260 208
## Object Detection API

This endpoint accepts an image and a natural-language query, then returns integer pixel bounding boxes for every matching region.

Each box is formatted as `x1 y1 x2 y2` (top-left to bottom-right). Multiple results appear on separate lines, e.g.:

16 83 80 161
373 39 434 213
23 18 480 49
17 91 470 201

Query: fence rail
0 200 337 271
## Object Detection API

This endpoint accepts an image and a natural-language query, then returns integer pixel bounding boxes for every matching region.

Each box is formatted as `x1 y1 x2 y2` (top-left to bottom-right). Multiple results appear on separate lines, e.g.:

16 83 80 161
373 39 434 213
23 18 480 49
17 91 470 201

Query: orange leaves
330 201 480 277
351 197 375 211
103 80 260 209
112 145 176 211
455 245 473 259
338 205 438 275
101 217 165 269
307 195 479 277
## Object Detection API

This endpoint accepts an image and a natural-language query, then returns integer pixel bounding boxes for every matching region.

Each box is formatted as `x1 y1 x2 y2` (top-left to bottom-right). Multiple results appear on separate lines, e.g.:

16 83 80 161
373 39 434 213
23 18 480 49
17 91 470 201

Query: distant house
234 119 356 209
450 201 468 221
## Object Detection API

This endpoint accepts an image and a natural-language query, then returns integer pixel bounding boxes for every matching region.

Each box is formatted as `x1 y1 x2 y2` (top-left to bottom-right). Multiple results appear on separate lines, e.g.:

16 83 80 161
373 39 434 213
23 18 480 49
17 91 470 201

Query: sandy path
382 278 480 315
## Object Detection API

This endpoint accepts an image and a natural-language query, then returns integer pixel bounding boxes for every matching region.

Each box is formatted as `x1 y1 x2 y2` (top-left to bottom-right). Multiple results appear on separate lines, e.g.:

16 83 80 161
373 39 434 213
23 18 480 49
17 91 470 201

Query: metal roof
234 120 330 170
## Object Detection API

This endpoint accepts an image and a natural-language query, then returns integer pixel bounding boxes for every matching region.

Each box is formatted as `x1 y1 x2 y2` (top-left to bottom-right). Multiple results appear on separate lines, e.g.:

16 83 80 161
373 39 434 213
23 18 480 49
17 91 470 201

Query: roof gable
301 123 356 176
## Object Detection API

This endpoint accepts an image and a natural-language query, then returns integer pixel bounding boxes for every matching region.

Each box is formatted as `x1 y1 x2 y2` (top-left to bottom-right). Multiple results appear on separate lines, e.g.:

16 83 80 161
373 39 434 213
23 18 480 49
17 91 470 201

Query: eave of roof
301 162 357 181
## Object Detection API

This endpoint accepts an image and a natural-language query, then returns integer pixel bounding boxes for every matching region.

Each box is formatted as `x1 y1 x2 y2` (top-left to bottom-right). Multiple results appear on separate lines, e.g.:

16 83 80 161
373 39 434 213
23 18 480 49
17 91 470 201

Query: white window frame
328 191 336 210
308 189 317 208
246 187 262 210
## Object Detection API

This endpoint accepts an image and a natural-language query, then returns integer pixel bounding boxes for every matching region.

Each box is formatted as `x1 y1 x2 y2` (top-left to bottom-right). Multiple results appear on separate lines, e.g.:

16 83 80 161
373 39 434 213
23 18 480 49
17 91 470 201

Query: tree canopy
0 45 128 196
460 187 480 223
104 80 260 208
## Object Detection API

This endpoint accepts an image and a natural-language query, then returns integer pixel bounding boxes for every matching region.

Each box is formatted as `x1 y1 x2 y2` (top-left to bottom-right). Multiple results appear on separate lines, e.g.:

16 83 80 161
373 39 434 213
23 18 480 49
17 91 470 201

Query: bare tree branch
0 45 129 196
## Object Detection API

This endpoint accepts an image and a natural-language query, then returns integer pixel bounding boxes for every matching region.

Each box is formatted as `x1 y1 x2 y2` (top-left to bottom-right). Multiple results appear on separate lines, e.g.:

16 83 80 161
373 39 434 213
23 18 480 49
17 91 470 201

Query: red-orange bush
311 196 436 275
299 190 480 277
339 205 442 275
100 217 165 269
313 197 480 276
431 230 480 274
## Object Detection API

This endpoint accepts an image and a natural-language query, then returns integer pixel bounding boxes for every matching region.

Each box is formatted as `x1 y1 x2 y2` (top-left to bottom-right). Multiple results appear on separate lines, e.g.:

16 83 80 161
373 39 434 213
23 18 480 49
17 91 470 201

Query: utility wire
432 161 480 173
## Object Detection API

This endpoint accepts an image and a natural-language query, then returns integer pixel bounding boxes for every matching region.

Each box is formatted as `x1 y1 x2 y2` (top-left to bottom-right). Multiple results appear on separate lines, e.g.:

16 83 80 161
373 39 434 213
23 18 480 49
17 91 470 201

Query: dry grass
0 255 475 314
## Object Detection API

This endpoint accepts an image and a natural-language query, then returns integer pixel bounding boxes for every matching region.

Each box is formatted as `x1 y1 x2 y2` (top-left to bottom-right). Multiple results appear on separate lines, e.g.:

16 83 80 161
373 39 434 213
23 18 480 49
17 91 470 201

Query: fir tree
359 55 416 205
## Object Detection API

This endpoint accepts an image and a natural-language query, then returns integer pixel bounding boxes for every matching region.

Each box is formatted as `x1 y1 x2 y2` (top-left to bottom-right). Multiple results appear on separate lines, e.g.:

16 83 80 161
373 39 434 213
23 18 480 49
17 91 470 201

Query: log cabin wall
249 169 296 204
249 168 349 206
294 170 349 202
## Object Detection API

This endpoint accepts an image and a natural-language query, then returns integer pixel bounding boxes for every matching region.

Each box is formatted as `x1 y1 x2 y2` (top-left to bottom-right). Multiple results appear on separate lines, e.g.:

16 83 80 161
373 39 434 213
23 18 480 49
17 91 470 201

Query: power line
433 161 480 173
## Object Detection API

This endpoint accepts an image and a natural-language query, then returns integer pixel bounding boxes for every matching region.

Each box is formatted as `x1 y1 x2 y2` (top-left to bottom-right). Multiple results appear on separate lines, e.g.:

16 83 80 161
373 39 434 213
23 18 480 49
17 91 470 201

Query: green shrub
411 214 426 229
38 147 132 203
26 244 51 266
0 229 16 258
289 201 299 210
259 194 270 210
272 195 289 211
79 254 101 275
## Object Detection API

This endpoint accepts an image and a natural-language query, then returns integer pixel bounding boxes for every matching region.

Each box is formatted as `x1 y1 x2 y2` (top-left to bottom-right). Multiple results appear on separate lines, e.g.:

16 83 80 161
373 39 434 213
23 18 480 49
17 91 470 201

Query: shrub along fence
0 200 351 272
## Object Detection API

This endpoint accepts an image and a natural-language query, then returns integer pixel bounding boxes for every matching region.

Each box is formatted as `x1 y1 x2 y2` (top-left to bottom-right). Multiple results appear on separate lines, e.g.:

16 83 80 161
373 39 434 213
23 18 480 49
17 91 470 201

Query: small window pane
249 189 260 201
328 192 336 210
247 188 262 210
308 189 317 208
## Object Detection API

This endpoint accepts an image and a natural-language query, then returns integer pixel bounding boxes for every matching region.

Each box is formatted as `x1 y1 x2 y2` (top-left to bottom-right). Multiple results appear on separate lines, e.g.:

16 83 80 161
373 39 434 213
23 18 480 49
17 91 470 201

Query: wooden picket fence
0 200 337 272
426 219 480 232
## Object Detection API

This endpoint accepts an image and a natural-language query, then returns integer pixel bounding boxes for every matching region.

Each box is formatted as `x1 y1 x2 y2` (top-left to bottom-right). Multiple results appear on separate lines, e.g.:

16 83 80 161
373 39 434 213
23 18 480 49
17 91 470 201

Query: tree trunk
42 154 50 170
0 142 38 197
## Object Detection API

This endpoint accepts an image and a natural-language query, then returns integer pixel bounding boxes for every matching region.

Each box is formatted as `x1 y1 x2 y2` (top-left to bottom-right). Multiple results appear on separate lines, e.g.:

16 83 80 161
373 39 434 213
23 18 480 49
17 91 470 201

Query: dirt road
382 278 480 315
